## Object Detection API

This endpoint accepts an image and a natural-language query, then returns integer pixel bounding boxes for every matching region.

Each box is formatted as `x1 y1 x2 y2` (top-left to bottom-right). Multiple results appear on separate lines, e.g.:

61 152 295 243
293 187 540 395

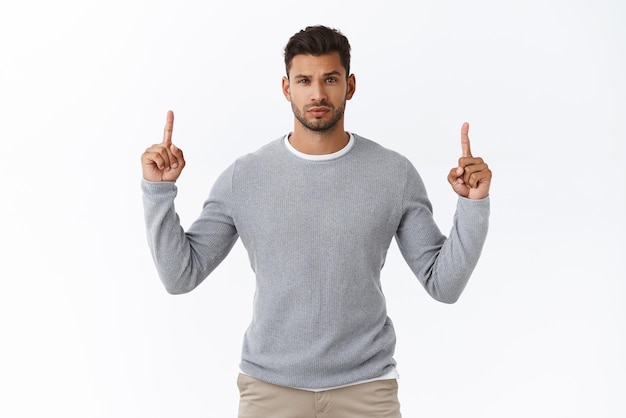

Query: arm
141 111 238 294
396 123 491 303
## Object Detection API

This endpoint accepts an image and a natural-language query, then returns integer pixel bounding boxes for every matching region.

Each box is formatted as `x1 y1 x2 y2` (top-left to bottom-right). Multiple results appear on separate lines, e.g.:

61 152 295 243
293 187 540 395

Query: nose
310 80 327 102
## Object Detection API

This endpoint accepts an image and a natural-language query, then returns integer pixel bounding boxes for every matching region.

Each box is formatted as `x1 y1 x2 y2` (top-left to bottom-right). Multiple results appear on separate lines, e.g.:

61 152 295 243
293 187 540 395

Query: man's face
282 52 355 132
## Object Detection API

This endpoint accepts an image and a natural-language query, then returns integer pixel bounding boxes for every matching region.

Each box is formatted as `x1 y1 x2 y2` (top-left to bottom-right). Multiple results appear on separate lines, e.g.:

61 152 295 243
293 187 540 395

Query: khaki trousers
237 374 402 418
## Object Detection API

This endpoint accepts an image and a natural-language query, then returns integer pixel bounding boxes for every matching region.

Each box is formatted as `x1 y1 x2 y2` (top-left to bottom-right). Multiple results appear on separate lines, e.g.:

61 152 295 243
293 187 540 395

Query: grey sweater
142 134 490 389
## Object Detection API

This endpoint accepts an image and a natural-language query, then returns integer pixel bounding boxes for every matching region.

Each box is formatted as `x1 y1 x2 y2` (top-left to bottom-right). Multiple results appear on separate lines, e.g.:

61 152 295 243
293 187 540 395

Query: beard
291 99 346 132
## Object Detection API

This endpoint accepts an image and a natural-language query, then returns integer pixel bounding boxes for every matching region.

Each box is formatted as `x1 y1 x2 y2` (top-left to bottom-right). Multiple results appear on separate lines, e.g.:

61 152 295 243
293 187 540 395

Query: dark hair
284 25 351 78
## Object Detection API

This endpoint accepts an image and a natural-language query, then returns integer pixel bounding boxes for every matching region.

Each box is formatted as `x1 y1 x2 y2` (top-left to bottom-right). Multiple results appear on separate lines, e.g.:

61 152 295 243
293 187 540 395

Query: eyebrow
292 70 343 79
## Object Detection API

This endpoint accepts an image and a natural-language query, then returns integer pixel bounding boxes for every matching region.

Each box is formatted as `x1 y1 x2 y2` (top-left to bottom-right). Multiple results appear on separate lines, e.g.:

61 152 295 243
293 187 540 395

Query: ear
282 76 291 102
346 74 356 100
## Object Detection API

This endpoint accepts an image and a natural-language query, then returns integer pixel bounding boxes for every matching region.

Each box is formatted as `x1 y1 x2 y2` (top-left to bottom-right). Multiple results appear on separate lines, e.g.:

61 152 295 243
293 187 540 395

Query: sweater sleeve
141 163 239 294
395 159 490 303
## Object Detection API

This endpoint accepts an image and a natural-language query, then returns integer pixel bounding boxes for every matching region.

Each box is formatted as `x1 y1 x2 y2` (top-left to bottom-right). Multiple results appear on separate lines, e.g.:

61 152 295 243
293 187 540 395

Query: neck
288 122 349 155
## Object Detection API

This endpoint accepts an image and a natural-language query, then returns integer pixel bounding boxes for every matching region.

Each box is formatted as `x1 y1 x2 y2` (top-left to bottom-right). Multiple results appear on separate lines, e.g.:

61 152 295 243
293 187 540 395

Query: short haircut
284 25 351 78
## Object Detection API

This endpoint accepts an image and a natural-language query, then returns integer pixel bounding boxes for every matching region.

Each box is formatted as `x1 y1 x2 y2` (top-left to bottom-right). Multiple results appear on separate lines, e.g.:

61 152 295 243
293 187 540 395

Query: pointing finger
162 110 174 145
461 122 472 158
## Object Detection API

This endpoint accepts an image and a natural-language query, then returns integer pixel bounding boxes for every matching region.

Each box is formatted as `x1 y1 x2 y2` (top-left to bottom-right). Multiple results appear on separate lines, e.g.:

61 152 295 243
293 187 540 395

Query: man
141 25 491 418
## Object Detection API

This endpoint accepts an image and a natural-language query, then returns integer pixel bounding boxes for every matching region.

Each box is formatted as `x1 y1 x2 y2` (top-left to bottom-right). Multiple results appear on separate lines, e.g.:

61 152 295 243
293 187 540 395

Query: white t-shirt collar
283 132 355 161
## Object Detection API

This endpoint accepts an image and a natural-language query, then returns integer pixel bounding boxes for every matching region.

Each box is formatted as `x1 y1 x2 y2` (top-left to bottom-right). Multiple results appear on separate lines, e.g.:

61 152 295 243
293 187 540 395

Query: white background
1 0 624 417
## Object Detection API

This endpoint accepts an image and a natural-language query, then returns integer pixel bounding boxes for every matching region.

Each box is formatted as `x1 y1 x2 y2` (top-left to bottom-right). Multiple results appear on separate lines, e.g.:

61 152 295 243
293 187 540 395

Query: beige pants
237 374 402 418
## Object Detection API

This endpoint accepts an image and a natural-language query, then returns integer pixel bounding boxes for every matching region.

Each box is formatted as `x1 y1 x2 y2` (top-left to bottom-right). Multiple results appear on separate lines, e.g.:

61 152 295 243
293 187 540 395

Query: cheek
288 90 306 105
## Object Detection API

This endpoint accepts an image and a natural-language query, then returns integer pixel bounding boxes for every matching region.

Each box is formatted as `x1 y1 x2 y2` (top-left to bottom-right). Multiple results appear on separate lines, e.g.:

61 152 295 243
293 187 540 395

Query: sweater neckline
283 132 355 161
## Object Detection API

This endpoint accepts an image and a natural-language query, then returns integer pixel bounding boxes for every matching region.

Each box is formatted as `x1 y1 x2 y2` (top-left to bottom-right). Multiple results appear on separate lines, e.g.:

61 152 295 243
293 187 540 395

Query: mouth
307 107 330 118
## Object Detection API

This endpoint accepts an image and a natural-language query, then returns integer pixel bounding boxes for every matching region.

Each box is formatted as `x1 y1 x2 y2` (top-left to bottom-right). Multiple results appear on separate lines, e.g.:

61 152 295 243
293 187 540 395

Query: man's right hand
141 110 186 182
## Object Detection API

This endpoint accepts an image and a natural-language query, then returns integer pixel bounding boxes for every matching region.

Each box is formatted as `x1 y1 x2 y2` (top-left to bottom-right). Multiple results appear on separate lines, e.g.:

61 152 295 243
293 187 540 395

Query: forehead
288 52 345 77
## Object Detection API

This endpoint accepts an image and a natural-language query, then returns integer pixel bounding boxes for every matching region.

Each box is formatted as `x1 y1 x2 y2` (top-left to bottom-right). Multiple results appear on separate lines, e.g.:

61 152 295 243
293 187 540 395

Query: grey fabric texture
142 134 490 389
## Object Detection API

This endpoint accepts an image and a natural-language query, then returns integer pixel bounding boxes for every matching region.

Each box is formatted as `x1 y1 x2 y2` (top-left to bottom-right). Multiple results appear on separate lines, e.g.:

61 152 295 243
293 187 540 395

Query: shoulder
222 137 291 188
351 133 426 187
351 133 412 167
230 137 285 169
211 137 284 185
240 137 284 160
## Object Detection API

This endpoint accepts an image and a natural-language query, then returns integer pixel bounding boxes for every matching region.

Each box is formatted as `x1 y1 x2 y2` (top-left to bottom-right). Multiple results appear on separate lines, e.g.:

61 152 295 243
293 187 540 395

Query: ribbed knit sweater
142 133 490 390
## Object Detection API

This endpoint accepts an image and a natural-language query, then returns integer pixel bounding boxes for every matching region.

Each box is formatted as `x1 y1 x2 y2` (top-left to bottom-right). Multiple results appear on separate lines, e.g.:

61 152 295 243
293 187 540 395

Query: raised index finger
162 110 174 145
461 121 472 158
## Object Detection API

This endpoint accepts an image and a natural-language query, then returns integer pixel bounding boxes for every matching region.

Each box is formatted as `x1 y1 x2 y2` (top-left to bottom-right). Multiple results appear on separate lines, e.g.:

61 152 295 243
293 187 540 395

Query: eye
297 78 310 84
326 77 338 83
